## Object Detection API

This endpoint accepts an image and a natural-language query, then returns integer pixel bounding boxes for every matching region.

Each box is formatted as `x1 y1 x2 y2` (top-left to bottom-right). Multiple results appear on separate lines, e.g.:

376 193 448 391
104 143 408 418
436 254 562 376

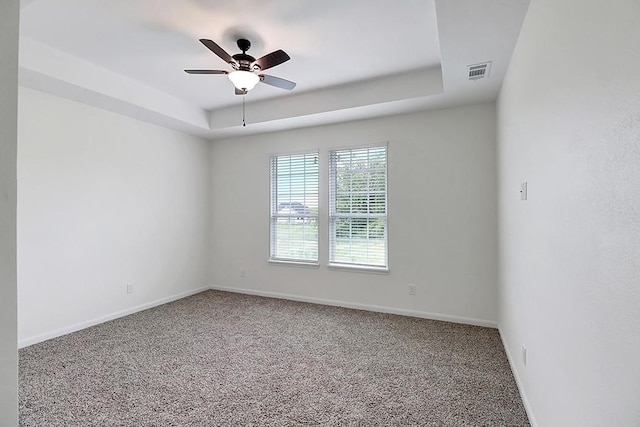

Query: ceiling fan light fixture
228 70 260 91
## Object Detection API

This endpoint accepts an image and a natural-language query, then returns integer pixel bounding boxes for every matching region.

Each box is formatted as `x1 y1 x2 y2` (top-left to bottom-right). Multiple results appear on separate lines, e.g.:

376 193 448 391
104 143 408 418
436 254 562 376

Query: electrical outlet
240 269 246 278
126 283 134 294
408 284 416 295
522 345 527 366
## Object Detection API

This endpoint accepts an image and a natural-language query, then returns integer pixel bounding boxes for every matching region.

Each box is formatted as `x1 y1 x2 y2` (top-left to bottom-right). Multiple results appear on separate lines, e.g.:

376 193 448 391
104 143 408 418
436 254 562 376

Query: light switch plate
520 182 528 200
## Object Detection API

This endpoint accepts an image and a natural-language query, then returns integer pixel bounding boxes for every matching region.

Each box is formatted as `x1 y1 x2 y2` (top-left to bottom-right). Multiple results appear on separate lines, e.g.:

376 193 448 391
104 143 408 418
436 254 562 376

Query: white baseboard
498 325 538 427
19 284 498 349
208 285 498 328
18 286 211 348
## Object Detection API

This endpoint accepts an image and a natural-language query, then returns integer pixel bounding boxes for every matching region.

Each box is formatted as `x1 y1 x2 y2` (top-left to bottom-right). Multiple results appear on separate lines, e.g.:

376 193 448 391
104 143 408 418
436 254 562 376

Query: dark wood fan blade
260 74 296 90
254 50 290 71
199 39 235 64
184 69 228 74
235 88 248 95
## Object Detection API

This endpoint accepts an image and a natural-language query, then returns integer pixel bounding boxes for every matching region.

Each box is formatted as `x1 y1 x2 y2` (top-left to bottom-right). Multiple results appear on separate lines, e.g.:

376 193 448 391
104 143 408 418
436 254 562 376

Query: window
270 152 319 263
329 145 388 269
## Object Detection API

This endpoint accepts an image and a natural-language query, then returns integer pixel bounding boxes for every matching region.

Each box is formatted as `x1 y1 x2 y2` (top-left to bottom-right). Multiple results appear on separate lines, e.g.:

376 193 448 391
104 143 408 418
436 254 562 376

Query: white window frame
269 151 320 265
328 144 388 271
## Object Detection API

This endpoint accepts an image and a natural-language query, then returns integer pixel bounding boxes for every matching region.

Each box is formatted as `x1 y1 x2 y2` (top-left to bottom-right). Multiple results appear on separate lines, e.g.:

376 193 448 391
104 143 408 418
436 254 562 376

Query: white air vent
467 62 492 80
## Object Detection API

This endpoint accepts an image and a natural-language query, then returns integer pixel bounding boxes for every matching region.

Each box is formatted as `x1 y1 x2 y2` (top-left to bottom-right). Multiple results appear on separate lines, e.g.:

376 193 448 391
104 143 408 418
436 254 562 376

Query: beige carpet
19 290 529 426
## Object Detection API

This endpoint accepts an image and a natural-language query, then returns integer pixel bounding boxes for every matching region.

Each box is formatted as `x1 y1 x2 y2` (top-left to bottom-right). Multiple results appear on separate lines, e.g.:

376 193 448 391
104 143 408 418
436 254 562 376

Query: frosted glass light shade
228 70 260 91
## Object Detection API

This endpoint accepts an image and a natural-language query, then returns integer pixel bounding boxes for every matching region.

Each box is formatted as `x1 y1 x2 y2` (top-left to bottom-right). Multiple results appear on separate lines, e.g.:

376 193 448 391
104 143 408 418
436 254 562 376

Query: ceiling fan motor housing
232 52 259 71
232 39 261 71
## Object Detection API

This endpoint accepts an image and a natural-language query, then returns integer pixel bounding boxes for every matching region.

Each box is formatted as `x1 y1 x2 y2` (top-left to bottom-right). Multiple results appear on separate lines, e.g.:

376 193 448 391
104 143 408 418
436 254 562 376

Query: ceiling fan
185 38 296 95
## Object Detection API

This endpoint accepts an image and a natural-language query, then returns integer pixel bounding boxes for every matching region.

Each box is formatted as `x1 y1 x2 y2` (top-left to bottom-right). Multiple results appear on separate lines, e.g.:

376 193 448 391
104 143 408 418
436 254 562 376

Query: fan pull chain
242 95 246 127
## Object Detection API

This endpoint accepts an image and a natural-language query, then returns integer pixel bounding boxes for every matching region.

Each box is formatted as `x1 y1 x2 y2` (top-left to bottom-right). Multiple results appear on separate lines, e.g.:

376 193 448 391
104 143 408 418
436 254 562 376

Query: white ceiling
18 0 530 139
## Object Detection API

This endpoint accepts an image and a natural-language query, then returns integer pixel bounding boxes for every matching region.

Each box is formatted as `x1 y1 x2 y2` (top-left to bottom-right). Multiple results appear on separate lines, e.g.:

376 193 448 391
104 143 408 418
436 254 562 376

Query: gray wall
18 87 212 346
497 0 640 425
0 0 19 425
210 104 499 326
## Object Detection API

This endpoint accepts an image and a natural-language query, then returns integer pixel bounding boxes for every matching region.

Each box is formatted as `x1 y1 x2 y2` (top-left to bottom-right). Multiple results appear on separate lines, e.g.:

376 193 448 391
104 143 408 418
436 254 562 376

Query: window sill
269 259 320 269
327 263 390 274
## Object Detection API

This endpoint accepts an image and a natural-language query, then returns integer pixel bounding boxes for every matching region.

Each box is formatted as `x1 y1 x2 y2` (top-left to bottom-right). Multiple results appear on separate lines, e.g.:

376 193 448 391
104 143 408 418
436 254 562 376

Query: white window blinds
329 145 388 268
270 152 319 263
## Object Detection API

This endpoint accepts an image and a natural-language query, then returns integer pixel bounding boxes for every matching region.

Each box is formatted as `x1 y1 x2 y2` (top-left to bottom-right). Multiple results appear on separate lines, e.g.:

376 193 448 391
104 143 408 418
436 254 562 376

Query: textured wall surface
497 0 640 425
210 104 499 326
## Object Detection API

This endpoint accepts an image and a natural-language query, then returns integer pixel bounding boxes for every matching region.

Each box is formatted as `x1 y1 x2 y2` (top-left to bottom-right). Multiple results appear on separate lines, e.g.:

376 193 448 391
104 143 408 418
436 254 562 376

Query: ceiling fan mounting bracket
237 38 251 53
